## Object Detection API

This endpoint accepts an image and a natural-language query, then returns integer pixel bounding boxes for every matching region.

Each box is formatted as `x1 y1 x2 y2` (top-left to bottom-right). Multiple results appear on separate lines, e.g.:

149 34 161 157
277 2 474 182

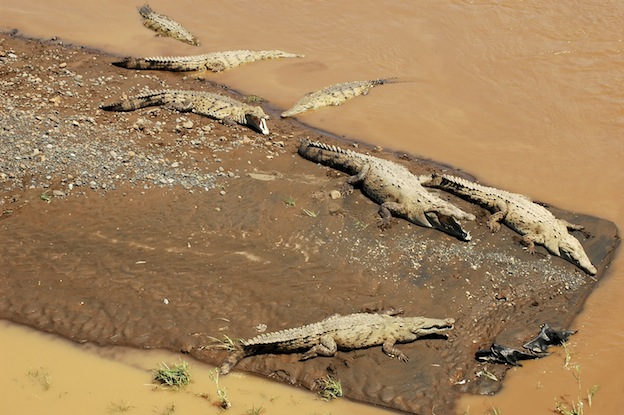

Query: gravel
0 36 289 202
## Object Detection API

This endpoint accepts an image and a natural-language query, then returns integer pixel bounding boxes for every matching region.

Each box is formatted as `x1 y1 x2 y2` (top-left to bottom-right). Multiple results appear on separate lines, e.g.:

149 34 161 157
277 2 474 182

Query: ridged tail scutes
299 138 352 156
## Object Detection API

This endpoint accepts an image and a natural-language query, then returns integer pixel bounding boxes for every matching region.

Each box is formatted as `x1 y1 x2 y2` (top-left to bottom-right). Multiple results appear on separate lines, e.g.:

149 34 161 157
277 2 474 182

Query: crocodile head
556 236 597 275
410 317 455 337
425 212 472 241
245 112 270 135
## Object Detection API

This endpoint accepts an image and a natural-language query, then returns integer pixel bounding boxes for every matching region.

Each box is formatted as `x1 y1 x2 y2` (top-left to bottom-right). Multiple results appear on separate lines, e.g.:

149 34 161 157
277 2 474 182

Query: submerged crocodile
139 4 200 46
422 173 597 274
113 50 304 72
281 78 400 118
219 310 454 375
298 139 476 241
100 90 269 134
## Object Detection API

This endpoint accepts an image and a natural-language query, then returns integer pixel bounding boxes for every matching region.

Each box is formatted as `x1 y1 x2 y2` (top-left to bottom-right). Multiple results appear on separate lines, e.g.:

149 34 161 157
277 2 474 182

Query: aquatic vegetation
153 361 191 388
27 367 51 391
554 344 600 415
209 368 231 409
107 400 134 413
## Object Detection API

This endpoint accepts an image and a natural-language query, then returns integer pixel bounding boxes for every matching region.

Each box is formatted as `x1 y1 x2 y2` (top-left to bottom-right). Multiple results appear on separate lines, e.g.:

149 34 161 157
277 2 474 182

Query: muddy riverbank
0 32 619 414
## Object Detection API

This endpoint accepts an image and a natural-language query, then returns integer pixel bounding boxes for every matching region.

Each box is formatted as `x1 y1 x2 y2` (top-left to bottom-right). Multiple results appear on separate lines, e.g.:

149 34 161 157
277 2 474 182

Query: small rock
182 120 193 129
329 190 342 200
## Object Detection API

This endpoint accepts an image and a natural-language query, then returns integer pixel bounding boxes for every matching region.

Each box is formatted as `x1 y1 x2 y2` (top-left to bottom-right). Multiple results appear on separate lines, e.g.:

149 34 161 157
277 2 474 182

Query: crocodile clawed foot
397 353 409 363
519 236 537 254
378 217 394 230
340 183 354 196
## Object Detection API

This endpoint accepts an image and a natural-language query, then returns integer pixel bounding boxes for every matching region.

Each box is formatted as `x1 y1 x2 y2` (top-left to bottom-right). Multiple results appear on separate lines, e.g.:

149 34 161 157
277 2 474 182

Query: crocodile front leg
382 338 409 362
520 233 539 255
221 116 237 127
487 200 510 232
561 219 591 238
300 335 338 360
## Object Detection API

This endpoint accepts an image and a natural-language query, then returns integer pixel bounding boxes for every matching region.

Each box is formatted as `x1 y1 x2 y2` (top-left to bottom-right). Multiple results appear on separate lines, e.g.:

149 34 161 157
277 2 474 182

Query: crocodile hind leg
382 338 409 362
341 163 370 196
165 99 194 112
300 335 338 360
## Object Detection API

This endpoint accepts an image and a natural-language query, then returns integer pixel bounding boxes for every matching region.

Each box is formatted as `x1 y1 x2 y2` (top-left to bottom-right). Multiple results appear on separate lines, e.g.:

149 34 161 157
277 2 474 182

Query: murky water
1 1 622 413
0 321 383 415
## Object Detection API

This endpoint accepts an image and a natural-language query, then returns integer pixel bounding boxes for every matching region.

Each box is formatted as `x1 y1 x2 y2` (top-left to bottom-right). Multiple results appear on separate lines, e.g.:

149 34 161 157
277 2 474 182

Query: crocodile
139 4 200 46
219 310 454 375
281 78 400 118
100 89 269 134
422 173 597 275
298 139 476 241
113 50 304 72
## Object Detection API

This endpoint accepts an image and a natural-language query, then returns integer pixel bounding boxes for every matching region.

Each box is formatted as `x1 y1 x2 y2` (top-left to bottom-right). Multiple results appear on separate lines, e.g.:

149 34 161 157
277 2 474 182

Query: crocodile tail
112 57 154 70
374 77 412 86
138 4 153 18
219 347 246 375
100 91 167 112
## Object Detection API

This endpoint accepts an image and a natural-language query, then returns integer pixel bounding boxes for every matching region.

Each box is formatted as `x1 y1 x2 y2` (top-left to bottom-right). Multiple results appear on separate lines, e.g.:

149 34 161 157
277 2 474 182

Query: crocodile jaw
425 212 472 241
246 114 269 135
414 317 455 336
559 240 597 275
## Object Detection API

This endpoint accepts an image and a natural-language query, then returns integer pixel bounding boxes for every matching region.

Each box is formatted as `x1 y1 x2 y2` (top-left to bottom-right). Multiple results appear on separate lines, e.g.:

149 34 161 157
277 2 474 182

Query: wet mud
0 33 619 414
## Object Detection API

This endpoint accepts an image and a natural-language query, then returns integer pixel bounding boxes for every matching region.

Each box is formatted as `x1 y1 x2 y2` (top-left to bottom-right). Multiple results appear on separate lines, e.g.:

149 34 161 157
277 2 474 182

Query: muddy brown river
1 1 623 413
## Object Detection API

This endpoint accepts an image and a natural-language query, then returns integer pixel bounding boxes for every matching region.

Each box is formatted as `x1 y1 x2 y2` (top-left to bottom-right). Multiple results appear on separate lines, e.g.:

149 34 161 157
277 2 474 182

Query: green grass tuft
153 362 191 388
